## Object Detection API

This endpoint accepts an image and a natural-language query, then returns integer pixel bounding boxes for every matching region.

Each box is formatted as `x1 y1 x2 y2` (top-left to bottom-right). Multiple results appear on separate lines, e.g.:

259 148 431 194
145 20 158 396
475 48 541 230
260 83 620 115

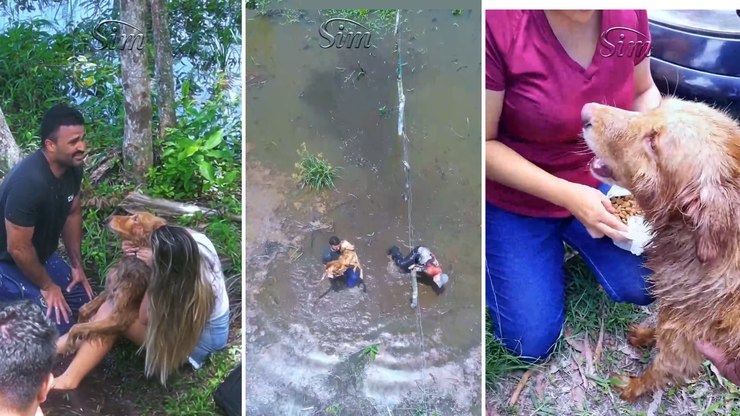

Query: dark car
648 10 740 118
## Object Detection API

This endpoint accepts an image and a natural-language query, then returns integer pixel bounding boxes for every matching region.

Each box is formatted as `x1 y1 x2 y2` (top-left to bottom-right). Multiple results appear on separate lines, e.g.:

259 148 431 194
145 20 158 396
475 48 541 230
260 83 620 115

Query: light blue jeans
189 309 230 369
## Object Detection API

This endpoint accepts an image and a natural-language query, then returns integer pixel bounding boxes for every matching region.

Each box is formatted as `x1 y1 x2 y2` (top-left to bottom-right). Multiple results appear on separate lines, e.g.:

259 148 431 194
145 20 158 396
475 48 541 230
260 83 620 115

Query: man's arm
6 220 71 323
6 221 54 289
322 246 333 264
61 195 92 300
61 195 83 269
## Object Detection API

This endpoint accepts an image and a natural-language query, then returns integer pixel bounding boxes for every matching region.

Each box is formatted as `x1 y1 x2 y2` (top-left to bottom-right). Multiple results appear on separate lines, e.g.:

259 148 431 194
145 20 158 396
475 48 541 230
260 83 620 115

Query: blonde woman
52 225 230 389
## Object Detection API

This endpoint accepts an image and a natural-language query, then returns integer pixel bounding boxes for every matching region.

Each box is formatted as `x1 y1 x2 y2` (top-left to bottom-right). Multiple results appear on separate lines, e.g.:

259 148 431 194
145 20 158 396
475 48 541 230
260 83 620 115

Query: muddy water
246 9 481 415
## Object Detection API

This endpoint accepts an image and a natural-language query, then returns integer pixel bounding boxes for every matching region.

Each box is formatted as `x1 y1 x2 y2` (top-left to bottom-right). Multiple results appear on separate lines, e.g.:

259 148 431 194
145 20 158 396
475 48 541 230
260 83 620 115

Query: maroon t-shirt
486 10 651 217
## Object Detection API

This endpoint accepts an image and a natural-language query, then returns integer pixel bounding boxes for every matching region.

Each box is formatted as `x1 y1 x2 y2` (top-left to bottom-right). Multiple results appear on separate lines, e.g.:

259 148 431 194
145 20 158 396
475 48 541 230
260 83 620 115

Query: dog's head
339 240 355 252
109 212 167 245
582 98 740 264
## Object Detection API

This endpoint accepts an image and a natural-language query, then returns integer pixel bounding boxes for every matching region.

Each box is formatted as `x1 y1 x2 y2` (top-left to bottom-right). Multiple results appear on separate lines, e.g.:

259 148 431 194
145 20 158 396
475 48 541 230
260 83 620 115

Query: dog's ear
152 217 167 230
679 184 735 265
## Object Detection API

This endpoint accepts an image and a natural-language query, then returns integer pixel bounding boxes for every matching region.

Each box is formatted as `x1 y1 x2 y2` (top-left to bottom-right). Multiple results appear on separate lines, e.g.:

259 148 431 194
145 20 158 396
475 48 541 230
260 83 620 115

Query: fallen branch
508 369 535 407
88 150 120 184
119 191 240 222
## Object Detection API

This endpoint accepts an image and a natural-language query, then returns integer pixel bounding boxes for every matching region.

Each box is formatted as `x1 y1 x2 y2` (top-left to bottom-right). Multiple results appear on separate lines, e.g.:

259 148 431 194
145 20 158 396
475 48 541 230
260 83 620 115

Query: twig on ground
572 354 588 389
508 369 535 407
583 333 595 378
646 389 663 416
594 310 605 367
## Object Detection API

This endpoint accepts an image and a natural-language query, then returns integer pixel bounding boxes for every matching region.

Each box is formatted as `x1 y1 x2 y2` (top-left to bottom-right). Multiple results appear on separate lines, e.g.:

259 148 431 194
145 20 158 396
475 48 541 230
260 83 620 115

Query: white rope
395 9 431 413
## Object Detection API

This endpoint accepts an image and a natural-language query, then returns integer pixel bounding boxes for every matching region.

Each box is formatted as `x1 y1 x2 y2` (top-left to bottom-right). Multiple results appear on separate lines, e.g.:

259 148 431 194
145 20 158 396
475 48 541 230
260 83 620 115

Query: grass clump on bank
293 142 340 191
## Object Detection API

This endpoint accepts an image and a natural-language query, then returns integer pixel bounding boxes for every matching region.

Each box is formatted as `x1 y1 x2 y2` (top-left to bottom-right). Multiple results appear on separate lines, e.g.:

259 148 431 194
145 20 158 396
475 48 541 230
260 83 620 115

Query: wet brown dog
582 98 740 402
64 212 167 350
322 240 365 288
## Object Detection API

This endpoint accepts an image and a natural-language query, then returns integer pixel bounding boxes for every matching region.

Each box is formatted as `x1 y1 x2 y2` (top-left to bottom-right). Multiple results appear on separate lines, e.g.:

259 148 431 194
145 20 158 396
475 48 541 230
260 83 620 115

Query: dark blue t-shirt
0 150 83 264
322 245 340 264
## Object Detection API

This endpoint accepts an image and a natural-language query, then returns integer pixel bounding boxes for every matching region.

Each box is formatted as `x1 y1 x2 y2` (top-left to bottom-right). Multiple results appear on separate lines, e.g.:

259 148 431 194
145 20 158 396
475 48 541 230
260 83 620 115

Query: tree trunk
0 106 22 176
150 0 176 140
120 0 153 185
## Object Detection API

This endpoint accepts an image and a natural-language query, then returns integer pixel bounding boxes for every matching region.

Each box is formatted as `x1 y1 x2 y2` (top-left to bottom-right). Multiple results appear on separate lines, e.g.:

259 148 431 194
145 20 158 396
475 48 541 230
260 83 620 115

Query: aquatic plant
361 343 379 361
293 142 340 191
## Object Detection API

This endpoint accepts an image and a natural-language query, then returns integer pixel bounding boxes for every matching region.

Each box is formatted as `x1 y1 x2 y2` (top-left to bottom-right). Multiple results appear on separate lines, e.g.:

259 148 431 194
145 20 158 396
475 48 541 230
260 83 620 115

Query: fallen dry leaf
594 316 605 367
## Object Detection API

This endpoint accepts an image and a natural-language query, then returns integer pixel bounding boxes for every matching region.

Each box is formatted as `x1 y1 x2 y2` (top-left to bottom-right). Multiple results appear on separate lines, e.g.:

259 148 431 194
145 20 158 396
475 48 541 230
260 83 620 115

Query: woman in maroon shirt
485 10 661 361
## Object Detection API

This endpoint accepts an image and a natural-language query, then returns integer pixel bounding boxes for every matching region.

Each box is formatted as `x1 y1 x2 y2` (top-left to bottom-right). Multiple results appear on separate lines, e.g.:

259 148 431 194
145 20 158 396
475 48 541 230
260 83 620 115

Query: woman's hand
122 241 153 267
696 341 740 384
559 182 630 242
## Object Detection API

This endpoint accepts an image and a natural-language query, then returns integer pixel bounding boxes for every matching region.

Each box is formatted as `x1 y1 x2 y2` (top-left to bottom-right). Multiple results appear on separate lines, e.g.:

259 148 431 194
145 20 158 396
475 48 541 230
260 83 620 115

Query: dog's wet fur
64 212 167 351
583 98 740 401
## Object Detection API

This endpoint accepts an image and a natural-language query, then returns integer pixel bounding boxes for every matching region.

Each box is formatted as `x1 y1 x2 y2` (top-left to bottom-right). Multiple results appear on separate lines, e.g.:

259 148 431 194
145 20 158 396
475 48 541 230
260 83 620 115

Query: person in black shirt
0 104 93 334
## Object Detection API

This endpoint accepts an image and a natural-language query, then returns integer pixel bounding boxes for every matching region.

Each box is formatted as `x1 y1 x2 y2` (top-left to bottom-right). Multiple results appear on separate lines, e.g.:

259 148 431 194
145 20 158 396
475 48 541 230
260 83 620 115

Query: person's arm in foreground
61 195 93 300
485 90 628 241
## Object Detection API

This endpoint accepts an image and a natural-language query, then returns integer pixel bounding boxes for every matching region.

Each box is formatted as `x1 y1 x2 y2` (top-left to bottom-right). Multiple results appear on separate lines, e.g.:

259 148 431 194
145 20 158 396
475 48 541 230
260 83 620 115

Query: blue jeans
0 252 89 335
189 309 230 369
485 184 653 362
344 268 361 288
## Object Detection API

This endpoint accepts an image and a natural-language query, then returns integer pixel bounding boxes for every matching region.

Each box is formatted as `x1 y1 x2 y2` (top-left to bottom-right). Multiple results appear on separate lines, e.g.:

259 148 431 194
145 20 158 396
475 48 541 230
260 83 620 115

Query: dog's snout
102 215 113 226
581 103 595 128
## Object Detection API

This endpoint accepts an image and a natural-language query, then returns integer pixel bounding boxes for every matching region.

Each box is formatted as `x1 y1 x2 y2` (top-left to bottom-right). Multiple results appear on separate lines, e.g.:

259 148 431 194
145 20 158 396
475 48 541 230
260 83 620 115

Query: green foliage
80 206 119 284
0 21 75 150
0 21 123 155
325 404 343 415
169 0 240 88
361 344 379 361
146 79 241 208
162 346 241 415
293 142 340 191
320 9 397 33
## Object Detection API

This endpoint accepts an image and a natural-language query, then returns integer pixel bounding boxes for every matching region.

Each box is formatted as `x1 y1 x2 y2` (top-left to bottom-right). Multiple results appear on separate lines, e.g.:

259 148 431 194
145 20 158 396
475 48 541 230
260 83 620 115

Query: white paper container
606 186 653 256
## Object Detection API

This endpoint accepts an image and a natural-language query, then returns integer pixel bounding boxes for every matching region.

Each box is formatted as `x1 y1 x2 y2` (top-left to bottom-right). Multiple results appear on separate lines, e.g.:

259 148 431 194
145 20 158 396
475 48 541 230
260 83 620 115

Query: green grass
486 251 648 389
320 9 398 34
162 345 241 415
293 142 340 191
361 344 379 361
324 403 343 415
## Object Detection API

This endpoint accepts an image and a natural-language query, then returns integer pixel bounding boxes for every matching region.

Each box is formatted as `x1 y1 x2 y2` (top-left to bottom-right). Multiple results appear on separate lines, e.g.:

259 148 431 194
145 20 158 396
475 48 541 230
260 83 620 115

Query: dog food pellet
610 195 644 224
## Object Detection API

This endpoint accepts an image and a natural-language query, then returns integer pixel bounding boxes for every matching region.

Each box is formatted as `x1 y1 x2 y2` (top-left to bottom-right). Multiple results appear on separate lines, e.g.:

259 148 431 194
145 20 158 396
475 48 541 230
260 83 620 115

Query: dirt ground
487 309 740 416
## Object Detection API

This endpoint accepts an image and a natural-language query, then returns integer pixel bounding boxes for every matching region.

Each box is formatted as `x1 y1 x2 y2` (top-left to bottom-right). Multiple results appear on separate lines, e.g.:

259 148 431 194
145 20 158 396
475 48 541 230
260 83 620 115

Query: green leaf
204 129 224 150
198 161 215 182
206 150 231 159
184 144 200 158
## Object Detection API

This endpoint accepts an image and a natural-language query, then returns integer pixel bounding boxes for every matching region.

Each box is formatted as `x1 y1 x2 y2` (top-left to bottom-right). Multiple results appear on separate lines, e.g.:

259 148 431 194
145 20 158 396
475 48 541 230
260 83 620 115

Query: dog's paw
612 375 645 403
627 324 656 348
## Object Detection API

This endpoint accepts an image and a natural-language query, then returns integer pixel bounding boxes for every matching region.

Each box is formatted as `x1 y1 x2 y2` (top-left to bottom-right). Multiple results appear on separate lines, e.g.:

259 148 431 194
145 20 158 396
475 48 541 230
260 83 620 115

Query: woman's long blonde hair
142 225 215 384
